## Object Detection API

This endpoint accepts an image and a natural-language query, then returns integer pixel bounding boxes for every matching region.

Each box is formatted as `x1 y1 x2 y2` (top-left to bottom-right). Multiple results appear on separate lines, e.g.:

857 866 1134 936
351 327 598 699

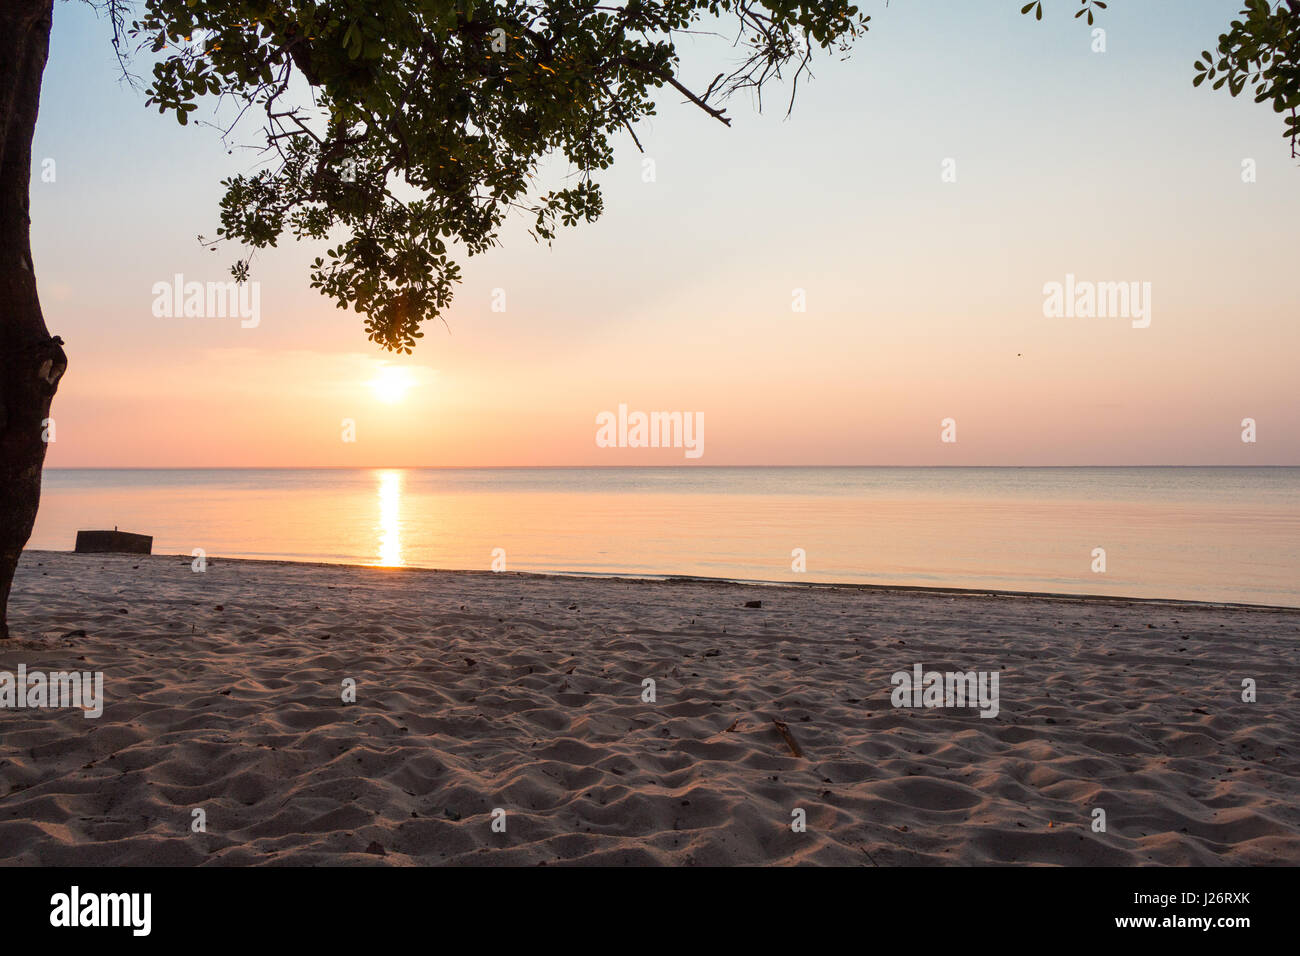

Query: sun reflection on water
375 469 404 567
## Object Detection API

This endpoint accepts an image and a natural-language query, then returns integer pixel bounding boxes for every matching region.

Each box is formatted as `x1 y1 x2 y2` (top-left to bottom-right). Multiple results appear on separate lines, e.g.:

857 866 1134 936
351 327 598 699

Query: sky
31 0 1300 467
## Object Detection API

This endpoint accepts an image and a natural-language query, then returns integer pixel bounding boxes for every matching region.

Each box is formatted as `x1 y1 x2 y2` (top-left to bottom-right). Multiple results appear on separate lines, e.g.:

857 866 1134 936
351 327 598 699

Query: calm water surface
29 467 1300 606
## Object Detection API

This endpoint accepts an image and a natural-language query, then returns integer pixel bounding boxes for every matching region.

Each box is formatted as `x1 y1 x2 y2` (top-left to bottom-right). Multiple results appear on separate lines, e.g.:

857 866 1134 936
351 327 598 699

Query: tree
1022 0 1300 158
1 0 66 642
0 0 870 639
1192 0 1300 159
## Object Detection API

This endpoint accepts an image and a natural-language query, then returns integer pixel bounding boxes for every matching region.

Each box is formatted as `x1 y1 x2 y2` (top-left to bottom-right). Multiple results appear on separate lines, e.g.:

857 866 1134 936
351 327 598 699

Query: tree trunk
0 0 62 640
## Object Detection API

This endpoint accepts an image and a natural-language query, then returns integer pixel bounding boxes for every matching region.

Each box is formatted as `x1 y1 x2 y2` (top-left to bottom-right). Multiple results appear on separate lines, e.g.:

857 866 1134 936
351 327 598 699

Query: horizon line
41 463 1300 470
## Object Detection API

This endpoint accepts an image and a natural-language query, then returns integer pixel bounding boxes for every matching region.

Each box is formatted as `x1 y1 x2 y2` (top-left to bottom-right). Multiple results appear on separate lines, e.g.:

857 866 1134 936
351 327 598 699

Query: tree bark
0 0 62 640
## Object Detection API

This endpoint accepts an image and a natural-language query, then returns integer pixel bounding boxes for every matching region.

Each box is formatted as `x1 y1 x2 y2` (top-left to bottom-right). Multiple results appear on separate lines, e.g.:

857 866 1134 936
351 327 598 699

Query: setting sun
369 365 415 404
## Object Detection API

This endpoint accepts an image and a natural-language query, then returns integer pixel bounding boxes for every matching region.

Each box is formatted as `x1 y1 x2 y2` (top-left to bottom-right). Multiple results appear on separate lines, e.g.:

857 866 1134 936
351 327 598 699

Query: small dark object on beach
744 600 762 608
772 719 804 758
364 841 386 856
61 628 86 639
74 529 152 555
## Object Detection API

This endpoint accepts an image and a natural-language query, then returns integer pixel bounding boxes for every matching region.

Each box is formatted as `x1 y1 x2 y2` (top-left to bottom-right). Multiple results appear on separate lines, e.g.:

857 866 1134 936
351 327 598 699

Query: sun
370 365 415 404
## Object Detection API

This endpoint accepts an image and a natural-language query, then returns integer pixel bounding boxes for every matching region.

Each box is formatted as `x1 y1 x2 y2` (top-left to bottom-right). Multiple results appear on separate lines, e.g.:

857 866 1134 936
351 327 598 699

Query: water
28 467 1300 606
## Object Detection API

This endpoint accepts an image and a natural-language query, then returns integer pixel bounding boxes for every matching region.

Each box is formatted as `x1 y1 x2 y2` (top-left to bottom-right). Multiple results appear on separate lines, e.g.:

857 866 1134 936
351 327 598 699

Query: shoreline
38 468 1300 470
24 549 1300 614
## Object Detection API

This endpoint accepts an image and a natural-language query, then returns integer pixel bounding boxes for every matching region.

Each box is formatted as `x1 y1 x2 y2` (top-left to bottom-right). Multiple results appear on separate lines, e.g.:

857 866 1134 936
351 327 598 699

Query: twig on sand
771 719 804 758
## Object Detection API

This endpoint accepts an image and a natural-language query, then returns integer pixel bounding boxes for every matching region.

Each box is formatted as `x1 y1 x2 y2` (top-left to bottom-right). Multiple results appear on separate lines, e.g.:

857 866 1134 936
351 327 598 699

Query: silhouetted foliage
1193 0 1300 158
1024 0 1300 160
127 1 870 351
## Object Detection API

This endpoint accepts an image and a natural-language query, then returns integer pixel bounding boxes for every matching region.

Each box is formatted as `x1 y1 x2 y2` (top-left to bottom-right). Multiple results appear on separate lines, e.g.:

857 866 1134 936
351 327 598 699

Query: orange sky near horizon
31 1 1300 468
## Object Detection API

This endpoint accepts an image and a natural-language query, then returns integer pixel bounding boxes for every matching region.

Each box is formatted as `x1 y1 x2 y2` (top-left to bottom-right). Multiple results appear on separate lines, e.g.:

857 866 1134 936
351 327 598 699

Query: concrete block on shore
74 530 153 555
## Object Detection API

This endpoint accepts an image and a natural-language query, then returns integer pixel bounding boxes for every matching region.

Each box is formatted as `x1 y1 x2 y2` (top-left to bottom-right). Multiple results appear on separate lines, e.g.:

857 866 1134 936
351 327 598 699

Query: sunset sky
33 0 1300 467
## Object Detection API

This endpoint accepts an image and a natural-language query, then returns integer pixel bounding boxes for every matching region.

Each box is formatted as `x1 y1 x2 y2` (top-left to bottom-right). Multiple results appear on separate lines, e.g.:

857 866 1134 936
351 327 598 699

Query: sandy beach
2 550 1298 866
